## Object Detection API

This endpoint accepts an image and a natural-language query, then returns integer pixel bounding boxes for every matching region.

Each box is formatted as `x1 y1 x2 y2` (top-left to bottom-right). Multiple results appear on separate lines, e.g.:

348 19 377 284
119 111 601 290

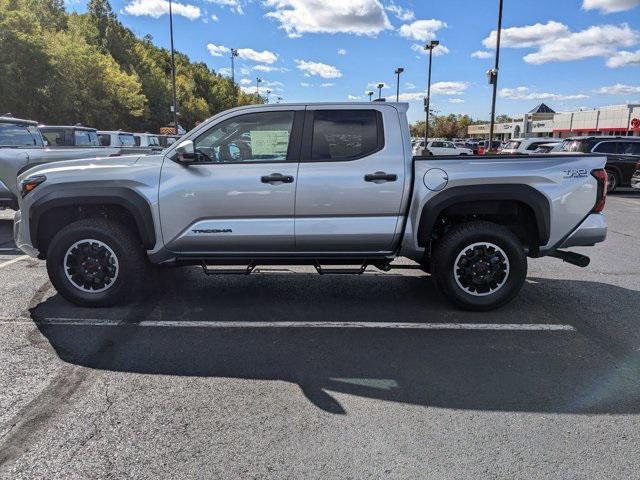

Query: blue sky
70 0 640 123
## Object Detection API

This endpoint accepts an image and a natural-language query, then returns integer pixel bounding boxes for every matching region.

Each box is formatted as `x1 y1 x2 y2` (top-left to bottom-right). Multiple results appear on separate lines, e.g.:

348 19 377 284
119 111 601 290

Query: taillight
591 169 607 213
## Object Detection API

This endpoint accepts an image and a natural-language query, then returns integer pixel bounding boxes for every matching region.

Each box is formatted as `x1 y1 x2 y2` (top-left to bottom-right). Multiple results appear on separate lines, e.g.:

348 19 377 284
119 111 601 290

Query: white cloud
347 94 361 100
123 0 201 19
449 98 465 104
210 14 219 21
295 59 342 78
483 21 570 49
499 86 588 100
206 0 243 14
253 65 288 72
218 67 231 76
206 44 278 63
385 2 414 21
236 48 278 64
399 19 447 41
405 82 416 89
606 49 640 67
337 48 347 55
594 83 640 94
300 82 313 87
411 43 449 56
582 0 640 13
264 0 392 38
320 82 335 87
471 50 492 59
397 81 469 101
523 24 638 65
207 44 230 56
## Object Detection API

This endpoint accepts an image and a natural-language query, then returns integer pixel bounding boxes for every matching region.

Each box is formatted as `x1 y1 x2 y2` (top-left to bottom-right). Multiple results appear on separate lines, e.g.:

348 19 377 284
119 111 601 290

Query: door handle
364 172 398 183
261 173 294 184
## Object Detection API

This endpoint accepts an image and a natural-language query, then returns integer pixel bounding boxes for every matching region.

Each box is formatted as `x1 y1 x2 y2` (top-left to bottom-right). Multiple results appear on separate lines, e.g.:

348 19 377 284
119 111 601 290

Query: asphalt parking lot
0 191 639 479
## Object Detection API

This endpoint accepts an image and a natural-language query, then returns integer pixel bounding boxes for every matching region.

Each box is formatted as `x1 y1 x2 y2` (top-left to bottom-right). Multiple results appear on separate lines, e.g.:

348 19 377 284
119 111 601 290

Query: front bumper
558 213 607 249
13 210 39 258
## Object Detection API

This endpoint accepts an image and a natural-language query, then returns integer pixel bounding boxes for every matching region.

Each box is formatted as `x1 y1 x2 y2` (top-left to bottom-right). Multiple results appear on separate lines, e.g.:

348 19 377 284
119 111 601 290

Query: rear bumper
558 213 607 248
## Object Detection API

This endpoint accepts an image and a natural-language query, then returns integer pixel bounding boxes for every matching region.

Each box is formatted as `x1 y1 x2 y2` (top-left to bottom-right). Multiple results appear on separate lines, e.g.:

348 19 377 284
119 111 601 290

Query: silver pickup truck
13 103 608 310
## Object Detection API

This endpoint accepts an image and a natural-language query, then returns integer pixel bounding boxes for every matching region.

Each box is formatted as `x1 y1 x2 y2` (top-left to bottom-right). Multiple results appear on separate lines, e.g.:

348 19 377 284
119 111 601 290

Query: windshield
562 139 596 153
74 130 100 146
118 133 136 147
0 123 43 147
504 140 521 150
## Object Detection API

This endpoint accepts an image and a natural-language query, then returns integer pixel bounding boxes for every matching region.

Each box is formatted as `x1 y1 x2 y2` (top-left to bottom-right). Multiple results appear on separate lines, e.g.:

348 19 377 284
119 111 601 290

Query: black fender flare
417 184 551 247
29 185 156 249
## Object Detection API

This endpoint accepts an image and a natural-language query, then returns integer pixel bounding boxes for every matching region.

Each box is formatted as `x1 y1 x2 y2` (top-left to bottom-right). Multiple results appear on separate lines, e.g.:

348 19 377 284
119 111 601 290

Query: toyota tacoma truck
13 103 608 310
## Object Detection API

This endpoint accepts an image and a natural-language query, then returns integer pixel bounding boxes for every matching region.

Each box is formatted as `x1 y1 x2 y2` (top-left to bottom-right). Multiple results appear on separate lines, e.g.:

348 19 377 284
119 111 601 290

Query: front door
294 107 406 252
159 108 303 253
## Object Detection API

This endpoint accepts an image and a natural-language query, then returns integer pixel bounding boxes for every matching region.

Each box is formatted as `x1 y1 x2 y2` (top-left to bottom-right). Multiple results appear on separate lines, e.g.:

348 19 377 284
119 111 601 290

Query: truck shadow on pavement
31 268 640 415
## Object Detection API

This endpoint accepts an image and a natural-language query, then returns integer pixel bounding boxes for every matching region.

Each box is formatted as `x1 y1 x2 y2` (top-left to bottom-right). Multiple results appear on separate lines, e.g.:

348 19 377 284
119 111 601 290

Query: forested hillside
0 0 261 132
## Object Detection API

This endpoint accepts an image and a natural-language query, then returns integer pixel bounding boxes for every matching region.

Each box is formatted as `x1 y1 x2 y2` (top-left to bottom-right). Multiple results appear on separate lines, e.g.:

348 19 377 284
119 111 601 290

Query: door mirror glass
174 139 196 163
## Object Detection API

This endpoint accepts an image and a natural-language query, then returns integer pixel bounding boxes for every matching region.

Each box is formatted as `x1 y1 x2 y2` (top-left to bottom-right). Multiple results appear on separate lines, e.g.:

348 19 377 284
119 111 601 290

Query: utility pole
394 68 404 102
424 40 439 150
256 77 262 100
487 0 504 154
168 0 178 134
230 48 238 106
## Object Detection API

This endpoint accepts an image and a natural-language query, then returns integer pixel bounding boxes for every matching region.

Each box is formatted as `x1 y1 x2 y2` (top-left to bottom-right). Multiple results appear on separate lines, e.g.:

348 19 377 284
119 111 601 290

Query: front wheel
431 221 527 311
46 219 148 307
606 170 618 193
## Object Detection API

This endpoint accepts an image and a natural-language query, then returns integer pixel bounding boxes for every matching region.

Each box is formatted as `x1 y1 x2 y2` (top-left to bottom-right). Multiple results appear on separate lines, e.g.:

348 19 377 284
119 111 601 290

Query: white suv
500 137 561 155
425 140 473 156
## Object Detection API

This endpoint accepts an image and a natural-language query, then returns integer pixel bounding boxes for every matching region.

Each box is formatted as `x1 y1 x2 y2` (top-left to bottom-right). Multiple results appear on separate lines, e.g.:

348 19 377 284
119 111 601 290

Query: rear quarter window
310 110 383 161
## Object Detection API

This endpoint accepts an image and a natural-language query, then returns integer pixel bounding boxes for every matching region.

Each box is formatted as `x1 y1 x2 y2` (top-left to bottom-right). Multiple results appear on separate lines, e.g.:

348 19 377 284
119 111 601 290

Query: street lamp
487 0 504 154
276 96 283 103
256 77 262 99
394 68 404 102
367 91 374 102
230 48 239 105
265 89 271 103
377 83 384 100
168 0 178 134
423 39 439 150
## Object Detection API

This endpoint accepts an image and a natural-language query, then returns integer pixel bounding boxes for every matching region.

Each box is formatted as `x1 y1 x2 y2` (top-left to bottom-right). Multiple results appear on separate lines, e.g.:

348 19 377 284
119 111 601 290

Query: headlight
20 175 46 197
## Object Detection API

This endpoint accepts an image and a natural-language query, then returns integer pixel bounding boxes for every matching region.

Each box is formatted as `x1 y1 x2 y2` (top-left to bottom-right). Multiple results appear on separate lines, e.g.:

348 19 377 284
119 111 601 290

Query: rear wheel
431 221 527 311
46 219 147 307
606 170 618 193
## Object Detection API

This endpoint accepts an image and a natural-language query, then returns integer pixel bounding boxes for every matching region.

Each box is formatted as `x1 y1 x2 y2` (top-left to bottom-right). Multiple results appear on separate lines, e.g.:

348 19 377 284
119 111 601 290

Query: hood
17 154 147 183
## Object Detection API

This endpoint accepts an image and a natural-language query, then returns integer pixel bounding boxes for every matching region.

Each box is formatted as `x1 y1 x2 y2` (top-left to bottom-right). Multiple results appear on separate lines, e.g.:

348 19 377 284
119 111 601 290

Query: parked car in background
500 137 561 155
133 133 163 151
425 140 473 156
561 136 640 192
98 130 136 148
631 165 640 190
0 116 121 209
533 142 563 154
39 125 101 147
159 134 181 148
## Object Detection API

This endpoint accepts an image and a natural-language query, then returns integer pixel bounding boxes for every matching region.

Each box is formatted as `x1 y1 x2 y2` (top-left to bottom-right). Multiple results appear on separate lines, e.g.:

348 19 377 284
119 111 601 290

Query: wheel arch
417 184 551 250
29 186 156 256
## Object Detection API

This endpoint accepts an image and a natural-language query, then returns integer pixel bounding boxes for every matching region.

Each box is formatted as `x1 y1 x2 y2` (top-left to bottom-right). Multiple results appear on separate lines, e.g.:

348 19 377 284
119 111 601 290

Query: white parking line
0 255 28 269
0 318 576 331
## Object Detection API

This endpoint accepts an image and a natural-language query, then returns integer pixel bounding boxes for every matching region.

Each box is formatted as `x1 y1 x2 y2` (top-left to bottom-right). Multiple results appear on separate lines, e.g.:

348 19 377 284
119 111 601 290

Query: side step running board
548 250 590 268
314 262 368 275
198 259 422 275
201 261 256 275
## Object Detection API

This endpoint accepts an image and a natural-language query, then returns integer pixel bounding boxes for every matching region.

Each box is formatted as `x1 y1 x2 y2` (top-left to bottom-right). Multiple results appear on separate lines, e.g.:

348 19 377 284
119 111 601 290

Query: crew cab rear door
294 105 406 252
159 107 304 253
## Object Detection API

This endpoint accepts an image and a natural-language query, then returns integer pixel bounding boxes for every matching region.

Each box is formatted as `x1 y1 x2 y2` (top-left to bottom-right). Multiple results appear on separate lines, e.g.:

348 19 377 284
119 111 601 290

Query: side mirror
173 139 195 164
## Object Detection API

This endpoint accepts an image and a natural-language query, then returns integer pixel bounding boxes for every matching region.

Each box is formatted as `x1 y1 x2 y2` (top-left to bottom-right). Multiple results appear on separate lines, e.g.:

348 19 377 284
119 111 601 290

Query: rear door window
0 123 43 147
593 142 619 154
310 110 382 161
119 134 136 147
619 142 640 155
74 130 100 146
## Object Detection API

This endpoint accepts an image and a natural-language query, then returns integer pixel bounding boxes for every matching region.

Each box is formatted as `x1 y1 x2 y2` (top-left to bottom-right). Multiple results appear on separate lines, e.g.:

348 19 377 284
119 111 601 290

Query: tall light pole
168 0 178 134
394 68 404 102
376 83 384 100
276 96 283 103
265 89 271 103
256 77 262 99
424 40 439 150
367 91 374 102
487 0 504 154
230 48 239 105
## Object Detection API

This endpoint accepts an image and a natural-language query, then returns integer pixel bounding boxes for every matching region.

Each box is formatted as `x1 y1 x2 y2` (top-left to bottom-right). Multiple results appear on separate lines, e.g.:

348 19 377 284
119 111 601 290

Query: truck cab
39 125 101 148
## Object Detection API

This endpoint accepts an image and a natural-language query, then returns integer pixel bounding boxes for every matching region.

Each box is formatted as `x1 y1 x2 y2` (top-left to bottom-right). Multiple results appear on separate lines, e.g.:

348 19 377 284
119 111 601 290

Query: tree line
0 0 262 132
